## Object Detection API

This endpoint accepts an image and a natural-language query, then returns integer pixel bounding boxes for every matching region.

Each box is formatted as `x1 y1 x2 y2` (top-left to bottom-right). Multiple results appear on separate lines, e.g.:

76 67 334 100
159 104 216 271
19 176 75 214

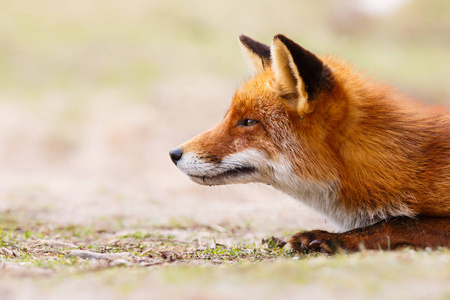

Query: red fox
169 34 450 253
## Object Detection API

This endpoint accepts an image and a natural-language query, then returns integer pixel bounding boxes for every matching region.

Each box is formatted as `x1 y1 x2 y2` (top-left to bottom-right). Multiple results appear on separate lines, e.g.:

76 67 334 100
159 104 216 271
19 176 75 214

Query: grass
0 218 297 272
1 220 449 299
1 218 448 268
1 214 449 299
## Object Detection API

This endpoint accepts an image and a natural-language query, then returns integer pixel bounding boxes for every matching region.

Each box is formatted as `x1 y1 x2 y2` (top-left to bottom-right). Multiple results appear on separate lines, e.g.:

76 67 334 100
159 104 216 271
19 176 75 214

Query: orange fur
170 35 449 252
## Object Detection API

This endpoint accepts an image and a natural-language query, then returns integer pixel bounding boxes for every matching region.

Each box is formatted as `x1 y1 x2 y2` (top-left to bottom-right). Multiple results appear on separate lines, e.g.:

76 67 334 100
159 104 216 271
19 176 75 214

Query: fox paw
288 230 345 254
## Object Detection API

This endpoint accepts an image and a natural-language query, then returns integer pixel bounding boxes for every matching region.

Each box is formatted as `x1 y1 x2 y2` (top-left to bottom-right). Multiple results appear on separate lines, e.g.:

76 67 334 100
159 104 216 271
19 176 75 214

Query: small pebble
110 259 130 267
1 247 14 257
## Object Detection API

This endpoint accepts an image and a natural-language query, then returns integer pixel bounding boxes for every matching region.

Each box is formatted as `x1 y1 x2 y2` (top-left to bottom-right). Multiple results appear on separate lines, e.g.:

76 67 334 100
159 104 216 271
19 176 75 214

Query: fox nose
169 147 183 165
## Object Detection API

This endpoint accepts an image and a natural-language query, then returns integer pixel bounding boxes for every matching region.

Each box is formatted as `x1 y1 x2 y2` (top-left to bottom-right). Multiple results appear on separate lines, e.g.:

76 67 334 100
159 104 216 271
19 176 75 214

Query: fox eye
239 118 259 127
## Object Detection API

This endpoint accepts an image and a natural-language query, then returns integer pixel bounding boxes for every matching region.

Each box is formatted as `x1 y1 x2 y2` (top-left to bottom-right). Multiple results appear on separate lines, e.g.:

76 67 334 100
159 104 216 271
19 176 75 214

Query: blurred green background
2 0 449 103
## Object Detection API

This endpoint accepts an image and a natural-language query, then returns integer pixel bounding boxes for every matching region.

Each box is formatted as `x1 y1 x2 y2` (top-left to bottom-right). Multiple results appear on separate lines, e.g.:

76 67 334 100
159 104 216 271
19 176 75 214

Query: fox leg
288 216 450 253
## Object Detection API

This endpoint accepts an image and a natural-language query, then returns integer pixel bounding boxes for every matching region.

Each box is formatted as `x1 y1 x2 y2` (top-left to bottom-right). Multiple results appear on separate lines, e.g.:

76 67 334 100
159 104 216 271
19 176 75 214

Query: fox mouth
188 166 257 185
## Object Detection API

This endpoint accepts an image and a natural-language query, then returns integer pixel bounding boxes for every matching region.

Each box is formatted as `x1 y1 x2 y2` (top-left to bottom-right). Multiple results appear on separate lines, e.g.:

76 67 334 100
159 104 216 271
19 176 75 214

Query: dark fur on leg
289 216 450 254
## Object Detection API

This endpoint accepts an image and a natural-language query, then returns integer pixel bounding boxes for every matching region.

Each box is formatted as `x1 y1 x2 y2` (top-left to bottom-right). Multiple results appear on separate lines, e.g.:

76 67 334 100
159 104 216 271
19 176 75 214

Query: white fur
177 149 411 231
177 149 343 228
176 152 221 177
176 149 267 185
267 158 416 231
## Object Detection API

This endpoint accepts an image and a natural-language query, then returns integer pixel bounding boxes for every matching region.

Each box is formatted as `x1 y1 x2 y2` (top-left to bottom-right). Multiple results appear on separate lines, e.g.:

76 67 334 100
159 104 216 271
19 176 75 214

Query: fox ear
271 34 330 115
239 35 271 74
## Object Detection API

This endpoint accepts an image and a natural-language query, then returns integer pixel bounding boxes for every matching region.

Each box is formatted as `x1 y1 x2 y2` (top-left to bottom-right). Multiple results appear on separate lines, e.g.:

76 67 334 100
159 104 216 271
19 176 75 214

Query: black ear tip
273 34 289 43
239 34 249 43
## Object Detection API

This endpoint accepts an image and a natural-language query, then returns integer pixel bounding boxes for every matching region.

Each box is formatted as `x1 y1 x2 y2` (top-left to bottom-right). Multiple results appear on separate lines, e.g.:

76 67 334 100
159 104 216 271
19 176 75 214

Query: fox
169 34 450 253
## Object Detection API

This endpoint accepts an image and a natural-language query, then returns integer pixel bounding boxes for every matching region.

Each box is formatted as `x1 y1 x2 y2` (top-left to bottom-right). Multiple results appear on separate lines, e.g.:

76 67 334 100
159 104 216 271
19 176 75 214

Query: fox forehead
229 70 285 118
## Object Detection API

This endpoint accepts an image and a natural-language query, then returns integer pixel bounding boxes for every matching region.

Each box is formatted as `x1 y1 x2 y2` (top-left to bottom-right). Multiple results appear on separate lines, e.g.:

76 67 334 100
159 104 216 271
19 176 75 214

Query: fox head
169 34 343 192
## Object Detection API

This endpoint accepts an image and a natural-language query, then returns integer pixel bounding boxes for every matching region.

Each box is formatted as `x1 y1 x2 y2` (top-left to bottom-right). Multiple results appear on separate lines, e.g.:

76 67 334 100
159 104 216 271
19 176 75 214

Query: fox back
170 34 450 231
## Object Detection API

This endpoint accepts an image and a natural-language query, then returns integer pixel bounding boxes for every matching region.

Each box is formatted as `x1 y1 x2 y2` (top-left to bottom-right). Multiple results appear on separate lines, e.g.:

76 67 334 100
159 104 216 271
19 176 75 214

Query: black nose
169 147 183 165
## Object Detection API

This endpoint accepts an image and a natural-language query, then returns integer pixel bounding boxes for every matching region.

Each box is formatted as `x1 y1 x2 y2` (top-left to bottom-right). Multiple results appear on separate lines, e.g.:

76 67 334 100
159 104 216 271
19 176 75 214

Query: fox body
170 34 450 252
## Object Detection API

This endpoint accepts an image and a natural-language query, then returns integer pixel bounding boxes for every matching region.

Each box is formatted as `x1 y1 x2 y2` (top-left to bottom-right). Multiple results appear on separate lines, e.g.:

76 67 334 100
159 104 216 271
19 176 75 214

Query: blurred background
0 0 449 233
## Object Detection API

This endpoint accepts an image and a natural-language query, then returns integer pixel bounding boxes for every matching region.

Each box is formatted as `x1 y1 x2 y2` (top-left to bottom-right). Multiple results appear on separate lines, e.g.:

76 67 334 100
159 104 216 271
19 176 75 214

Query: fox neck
268 158 390 231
